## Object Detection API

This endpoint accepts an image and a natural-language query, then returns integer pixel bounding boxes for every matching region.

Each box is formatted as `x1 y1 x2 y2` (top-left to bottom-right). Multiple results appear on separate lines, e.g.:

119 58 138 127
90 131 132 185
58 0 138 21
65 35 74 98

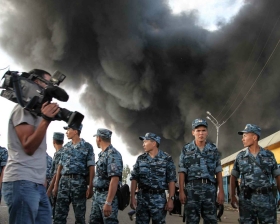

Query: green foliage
122 164 131 184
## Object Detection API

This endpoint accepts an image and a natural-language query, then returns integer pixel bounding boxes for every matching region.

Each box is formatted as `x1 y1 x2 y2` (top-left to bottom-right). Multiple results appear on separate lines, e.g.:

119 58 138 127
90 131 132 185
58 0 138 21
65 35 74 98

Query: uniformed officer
0 145 8 203
53 124 95 224
46 152 53 188
178 119 224 224
46 132 64 217
130 132 177 224
89 128 123 224
230 124 280 223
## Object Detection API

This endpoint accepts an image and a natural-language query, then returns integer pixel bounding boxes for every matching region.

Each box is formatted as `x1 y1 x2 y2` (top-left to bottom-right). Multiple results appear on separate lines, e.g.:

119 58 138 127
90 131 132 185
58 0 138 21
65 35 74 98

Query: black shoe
218 217 222 222
129 215 133 221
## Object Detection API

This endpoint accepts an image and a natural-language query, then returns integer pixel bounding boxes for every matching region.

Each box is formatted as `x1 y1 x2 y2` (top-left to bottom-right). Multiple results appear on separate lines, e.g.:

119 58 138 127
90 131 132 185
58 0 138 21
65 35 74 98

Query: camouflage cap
238 124 261 137
63 124 83 131
53 132 64 141
139 133 161 144
93 128 112 139
192 118 208 129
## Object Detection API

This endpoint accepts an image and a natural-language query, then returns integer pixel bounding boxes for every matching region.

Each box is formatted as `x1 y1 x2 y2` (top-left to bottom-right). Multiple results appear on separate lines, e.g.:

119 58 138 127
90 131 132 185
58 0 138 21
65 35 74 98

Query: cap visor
139 136 145 141
193 124 207 129
238 131 245 135
63 126 69 130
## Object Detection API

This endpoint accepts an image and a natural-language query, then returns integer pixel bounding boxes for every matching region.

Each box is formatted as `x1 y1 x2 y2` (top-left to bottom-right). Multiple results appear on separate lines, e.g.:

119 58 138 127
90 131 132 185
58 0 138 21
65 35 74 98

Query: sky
0 0 245 168
0 49 134 167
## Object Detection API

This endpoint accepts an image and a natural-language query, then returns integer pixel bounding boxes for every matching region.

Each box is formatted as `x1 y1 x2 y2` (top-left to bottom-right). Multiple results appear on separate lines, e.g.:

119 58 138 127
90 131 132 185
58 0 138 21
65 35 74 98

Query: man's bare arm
15 102 59 155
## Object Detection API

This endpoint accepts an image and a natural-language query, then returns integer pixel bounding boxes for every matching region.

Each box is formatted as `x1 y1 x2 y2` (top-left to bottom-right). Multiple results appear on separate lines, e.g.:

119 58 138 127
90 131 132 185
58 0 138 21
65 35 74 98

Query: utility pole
206 111 226 149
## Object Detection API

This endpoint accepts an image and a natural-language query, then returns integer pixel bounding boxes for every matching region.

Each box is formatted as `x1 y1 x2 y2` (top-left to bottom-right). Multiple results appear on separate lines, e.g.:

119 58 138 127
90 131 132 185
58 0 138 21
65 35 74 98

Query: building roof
221 130 280 165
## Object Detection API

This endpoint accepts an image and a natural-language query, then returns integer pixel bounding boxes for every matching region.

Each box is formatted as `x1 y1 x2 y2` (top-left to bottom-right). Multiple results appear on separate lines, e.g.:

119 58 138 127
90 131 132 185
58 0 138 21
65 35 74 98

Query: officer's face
96 136 101 148
242 133 257 147
143 140 156 152
192 126 208 142
66 128 77 139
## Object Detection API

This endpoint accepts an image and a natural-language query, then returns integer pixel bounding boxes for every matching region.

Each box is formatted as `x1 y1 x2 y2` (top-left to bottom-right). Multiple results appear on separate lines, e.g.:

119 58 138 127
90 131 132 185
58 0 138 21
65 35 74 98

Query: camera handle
11 72 25 107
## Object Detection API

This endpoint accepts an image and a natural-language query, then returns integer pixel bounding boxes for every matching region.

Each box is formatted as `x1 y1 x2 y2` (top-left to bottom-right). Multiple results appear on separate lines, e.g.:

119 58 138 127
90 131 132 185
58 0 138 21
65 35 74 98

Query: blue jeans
2 180 52 224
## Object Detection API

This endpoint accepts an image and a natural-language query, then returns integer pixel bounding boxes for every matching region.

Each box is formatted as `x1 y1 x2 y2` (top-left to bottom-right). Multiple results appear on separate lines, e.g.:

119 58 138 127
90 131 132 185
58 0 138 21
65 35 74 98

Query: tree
122 164 131 184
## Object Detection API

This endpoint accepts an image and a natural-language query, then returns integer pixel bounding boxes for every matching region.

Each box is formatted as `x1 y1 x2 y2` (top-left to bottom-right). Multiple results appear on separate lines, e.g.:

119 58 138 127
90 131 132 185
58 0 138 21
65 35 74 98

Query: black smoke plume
1 0 280 160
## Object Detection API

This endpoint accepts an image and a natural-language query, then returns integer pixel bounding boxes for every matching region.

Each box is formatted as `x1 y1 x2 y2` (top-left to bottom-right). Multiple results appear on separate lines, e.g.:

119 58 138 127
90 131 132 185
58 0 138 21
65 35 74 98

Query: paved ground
1 201 280 223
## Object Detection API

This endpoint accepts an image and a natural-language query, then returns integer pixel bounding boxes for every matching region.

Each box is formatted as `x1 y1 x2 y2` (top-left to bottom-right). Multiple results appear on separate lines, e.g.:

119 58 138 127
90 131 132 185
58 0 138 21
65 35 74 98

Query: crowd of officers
0 69 279 224
0 69 280 224
0 119 279 224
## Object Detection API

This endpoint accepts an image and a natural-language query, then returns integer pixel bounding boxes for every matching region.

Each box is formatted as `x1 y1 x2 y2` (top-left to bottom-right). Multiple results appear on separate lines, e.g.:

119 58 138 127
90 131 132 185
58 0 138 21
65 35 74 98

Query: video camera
0 69 84 127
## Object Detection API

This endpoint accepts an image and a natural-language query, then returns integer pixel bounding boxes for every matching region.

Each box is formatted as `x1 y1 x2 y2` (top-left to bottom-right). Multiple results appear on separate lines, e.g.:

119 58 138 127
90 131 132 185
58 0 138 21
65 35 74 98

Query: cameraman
2 69 60 224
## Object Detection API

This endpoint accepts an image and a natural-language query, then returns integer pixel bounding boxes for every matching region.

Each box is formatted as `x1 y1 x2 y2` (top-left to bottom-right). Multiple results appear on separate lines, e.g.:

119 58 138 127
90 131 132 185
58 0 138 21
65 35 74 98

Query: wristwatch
169 196 175 201
105 201 112 206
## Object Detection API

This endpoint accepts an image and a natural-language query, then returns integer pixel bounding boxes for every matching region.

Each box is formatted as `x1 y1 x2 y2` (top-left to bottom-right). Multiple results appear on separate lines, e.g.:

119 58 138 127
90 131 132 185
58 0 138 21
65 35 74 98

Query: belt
95 187 109 192
141 189 165 194
188 178 214 185
62 174 85 179
251 187 272 194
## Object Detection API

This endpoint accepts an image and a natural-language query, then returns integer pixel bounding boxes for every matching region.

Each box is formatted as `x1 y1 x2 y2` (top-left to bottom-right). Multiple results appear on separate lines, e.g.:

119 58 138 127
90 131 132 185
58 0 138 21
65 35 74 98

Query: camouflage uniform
50 132 65 179
130 133 177 224
50 148 64 179
50 132 64 217
179 119 222 224
46 152 53 187
0 146 8 202
54 137 95 224
231 124 280 224
89 129 123 224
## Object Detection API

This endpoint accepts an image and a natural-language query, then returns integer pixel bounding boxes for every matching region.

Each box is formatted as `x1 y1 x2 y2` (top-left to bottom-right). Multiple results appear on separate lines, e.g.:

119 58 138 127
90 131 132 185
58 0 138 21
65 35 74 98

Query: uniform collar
70 138 85 147
191 140 213 151
98 144 113 156
144 149 162 159
244 146 264 157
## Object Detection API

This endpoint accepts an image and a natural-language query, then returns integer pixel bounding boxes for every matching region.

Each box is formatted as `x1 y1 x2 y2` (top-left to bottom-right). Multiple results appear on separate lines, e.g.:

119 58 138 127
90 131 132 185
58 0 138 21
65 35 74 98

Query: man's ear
253 134 258 141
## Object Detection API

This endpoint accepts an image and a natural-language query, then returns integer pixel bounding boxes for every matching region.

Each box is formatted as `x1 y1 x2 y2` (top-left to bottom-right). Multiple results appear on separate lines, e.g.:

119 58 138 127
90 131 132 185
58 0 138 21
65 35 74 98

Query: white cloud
0 50 138 169
168 0 244 30
0 0 246 171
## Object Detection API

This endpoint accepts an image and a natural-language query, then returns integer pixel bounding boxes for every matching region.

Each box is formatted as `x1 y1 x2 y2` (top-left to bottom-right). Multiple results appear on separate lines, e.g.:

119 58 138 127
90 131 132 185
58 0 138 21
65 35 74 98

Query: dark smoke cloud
1 0 280 161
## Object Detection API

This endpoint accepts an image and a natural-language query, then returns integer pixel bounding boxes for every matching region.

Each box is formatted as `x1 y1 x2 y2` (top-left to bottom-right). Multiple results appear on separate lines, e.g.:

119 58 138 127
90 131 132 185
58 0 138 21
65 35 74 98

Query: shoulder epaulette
84 142 92 148
163 151 172 158
209 142 217 148
138 153 147 160
182 143 191 149
237 150 246 158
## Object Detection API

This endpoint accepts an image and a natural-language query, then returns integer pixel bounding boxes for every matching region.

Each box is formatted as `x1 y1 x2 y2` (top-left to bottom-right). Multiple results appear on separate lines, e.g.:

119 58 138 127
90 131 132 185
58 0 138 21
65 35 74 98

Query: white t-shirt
3 104 47 184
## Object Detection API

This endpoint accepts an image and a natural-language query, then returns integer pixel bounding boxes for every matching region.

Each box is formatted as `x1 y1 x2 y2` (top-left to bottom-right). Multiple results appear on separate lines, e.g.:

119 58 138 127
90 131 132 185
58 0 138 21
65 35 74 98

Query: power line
219 14 280 122
223 35 280 123
216 18 267 120
0 65 10 71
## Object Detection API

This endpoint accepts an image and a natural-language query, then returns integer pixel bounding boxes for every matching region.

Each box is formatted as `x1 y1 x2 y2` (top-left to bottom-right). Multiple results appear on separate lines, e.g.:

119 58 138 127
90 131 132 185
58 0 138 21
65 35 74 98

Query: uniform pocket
139 162 149 176
239 158 251 174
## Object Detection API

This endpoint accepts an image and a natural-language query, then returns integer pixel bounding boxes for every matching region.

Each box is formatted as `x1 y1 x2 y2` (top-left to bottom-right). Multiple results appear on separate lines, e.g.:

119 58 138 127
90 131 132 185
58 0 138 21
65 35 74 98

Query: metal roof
221 130 280 165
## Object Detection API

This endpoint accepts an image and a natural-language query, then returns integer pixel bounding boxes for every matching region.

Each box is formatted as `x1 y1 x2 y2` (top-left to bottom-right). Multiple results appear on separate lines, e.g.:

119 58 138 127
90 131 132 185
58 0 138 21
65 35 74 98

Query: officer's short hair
150 139 159 148
54 139 63 145
100 136 111 143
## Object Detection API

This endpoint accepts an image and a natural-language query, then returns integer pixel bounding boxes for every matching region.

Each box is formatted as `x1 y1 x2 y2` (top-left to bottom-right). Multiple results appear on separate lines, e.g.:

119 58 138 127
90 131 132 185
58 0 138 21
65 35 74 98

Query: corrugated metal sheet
221 130 280 165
